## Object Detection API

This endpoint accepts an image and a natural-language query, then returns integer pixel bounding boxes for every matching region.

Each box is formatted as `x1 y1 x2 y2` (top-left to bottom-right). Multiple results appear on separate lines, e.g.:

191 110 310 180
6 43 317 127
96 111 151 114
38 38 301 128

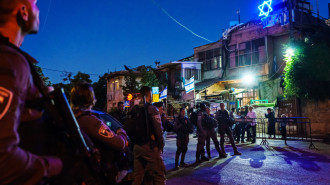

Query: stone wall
301 99 330 139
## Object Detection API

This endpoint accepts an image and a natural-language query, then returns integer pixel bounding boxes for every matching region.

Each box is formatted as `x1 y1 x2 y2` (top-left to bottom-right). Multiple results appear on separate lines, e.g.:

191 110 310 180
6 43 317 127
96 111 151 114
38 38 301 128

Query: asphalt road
163 133 330 185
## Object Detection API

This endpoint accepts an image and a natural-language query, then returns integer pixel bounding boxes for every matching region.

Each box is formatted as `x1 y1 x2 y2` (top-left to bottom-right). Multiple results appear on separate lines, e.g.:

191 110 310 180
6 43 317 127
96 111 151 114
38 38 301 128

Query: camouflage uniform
216 109 240 155
132 105 166 185
173 116 192 166
203 114 223 158
195 110 207 162
0 36 62 184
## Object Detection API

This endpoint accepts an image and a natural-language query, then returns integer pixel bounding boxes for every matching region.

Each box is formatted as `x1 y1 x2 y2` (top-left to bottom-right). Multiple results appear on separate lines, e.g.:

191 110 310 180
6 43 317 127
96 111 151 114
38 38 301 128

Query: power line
40 0 52 33
149 0 214 43
42 67 101 76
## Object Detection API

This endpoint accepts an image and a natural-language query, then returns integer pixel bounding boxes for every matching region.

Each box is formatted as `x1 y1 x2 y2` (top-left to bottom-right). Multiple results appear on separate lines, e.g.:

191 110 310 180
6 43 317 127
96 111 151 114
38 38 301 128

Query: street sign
124 100 130 107
152 94 159 103
152 87 159 94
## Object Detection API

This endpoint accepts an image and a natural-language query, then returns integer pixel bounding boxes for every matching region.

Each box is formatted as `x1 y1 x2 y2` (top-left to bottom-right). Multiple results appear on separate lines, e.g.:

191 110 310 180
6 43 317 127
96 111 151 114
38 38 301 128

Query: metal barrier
233 117 316 149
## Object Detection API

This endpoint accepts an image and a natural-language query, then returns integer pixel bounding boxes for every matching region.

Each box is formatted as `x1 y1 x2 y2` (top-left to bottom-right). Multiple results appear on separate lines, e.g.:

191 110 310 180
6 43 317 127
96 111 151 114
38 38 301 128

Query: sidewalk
163 134 330 185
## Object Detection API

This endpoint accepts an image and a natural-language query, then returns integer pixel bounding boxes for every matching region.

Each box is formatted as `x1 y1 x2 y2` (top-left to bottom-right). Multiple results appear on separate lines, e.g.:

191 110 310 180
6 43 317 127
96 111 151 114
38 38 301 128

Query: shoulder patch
0 87 13 120
98 124 114 138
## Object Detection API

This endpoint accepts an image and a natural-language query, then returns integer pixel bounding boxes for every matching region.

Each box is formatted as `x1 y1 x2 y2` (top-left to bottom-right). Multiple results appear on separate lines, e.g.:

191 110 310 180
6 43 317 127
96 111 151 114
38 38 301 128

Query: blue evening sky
22 0 330 83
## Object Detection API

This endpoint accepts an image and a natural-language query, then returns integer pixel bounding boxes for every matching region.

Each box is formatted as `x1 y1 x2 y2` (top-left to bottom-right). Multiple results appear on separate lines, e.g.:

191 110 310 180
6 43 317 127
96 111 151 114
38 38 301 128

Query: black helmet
199 103 206 111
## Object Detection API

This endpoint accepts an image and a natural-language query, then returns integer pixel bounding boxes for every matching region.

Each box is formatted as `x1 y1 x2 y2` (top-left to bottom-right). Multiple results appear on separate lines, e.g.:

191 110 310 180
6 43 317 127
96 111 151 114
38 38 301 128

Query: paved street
163 133 330 185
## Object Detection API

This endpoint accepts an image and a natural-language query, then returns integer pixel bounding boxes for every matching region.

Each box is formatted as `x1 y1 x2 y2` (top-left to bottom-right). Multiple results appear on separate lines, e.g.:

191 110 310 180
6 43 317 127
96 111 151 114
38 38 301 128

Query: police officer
71 81 128 151
132 86 166 185
216 103 242 156
173 108 192 169
0 1 63 184
70 81 128 184
195 103 209 163
204 107 226 159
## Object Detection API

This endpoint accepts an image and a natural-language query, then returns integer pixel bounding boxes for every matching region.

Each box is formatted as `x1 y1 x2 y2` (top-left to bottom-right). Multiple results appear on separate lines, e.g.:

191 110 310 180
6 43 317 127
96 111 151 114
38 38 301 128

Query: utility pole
237 9 240 24
288 0 294 39
316 0 320 19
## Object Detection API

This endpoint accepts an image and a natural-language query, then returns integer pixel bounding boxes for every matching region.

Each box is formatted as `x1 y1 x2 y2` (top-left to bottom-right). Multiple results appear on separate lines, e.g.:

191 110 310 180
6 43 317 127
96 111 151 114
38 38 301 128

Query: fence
233 117 316 149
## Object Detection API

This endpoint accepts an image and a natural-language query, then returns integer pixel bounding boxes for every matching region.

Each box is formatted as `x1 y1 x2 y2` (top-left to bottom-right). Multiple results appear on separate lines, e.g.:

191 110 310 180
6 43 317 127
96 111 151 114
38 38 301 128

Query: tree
121 66 141 97
93 73 108 111
283 31 330 100
53 71 92 99
34 64 51 86
140 65 159 87
71 72 92 84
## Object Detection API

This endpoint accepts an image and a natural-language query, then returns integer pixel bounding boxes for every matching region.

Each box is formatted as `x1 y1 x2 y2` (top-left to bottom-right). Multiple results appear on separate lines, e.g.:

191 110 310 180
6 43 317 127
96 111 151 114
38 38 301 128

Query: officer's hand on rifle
116 128 127 138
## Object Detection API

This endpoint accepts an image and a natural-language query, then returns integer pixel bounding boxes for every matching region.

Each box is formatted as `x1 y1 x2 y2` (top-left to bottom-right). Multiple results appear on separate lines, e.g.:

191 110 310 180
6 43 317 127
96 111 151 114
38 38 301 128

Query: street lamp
286 48 295 57
285 47 295 62
242 73 255 85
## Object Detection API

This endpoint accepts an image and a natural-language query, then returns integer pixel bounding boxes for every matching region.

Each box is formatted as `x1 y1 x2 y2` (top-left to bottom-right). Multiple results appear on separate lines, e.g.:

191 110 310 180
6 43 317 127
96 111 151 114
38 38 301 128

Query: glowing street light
286 48 295 57
242 73 255 85
285 47 295 62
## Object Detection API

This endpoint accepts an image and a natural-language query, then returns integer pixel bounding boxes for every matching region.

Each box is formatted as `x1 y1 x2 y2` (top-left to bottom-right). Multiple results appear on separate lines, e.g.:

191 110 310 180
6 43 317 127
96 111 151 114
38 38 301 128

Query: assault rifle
2 38 107 184
43 88 107 185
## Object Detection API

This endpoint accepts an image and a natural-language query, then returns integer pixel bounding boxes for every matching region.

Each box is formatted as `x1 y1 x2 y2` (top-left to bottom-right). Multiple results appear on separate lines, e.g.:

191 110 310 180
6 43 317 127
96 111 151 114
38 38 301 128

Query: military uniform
173 116 192 167
0 36 62 184
203 114 223 158
132 104 166 185
75 110 128 184
216 109 240 155
75 110 127 151
195 110 207 162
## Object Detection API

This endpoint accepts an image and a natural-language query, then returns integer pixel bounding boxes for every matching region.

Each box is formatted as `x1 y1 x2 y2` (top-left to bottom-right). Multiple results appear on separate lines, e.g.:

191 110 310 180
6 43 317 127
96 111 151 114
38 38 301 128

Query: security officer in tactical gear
70 81 128 184
204 107 226 159
132 86 166 185
195 103 209 163
216 103 242 156
173 108 192 169
0 0 63 184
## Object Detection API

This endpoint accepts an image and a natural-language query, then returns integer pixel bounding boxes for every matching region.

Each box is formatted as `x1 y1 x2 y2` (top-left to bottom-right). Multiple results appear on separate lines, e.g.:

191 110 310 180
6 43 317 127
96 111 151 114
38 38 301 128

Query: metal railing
233 117 316 149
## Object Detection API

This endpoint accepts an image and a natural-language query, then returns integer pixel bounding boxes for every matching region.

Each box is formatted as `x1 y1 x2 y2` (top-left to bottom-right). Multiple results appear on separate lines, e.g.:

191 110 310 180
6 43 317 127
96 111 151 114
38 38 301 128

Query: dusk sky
22 0 330 83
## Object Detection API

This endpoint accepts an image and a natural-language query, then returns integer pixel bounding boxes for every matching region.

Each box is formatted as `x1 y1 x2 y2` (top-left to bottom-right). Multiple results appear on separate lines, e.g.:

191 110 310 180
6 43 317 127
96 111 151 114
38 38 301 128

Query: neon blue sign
258 0 273 17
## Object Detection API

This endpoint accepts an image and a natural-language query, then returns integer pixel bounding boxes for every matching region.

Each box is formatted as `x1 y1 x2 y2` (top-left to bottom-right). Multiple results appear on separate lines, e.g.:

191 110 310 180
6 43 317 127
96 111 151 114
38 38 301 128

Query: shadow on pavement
166 156 235 183
238 146 266 168
271 146 330 171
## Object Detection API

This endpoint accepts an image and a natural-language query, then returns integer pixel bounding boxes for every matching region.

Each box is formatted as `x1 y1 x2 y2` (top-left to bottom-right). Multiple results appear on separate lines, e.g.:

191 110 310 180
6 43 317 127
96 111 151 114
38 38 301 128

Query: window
252 38 265 64
184 68 201 81
211 56 221 69
199 47 222 71
206 50 213 60
198 52 206 61
241 88 259 106
229 45 237 68
230 38 265 68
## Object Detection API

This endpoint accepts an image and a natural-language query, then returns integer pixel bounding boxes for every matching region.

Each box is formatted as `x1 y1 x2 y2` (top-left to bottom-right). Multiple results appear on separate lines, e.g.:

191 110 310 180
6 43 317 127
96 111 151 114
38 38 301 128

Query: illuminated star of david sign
258 0 273 17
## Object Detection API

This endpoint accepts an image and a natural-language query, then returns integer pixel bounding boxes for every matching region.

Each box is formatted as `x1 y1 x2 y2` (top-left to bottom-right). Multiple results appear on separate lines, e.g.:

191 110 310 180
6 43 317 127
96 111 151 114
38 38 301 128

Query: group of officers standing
172 102 242 169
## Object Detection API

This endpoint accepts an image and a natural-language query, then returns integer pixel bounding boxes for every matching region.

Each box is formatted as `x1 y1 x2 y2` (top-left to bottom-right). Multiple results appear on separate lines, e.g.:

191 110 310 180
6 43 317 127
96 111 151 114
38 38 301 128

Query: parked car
90 109 133 184
91 109 123 131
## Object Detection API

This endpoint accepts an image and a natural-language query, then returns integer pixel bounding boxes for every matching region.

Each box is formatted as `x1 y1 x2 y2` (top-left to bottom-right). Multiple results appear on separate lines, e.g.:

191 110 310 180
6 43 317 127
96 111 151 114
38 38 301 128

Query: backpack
123 104 152 145
202 114 218 129
189 112 198 126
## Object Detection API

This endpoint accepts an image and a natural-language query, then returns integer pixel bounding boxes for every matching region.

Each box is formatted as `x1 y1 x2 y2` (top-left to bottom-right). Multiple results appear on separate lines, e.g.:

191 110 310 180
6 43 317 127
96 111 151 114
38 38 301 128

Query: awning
202 90 230 98
195 77 222 92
